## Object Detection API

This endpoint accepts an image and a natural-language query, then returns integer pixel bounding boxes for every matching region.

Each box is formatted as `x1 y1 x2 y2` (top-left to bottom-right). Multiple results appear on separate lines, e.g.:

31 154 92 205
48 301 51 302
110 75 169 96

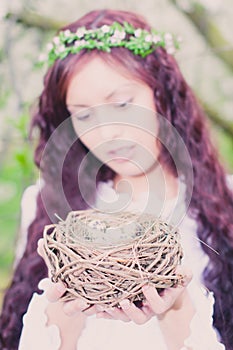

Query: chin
108 161 154 178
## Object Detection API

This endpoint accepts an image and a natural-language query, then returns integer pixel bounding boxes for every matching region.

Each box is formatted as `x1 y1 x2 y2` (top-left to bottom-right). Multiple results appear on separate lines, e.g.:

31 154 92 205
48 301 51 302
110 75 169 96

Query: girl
0 9 233 350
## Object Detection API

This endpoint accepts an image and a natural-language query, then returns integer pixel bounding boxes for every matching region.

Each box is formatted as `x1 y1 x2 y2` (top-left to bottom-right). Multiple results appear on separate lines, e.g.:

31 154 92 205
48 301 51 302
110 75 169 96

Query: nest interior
43 209 183 307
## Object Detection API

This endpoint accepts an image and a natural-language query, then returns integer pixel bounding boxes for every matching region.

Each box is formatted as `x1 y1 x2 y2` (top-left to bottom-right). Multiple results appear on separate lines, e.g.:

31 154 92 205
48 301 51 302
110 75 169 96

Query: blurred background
0 0 232 307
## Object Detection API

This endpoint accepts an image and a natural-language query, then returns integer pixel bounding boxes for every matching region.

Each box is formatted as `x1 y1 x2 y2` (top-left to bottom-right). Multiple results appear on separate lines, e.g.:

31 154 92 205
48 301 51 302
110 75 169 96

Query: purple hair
1 9 233 350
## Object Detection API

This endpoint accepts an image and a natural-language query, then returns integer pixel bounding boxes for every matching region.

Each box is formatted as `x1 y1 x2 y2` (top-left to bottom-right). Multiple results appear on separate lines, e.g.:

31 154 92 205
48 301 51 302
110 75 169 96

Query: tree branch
5 9 65 31
201 99 233 137
170 0 233 71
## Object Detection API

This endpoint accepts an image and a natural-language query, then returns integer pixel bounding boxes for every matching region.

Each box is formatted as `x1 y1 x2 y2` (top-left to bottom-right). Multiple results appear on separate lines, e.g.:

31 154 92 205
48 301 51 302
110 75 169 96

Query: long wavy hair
1 9 233 350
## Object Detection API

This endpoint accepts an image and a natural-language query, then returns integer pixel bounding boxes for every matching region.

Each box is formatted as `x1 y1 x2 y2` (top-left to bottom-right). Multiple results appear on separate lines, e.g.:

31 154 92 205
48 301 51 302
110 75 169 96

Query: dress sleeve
179 282 225 350
14 183 40 266
16 183 64 350
18 279 62 350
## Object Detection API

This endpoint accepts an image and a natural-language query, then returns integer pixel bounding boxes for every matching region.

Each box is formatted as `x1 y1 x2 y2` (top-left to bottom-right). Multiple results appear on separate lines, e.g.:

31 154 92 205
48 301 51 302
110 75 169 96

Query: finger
38 278 51 291
142 265 193 315
104 306 131 322
119 299 152 325
158 278 191 311
37 238 45 258
44 281 66 302
96 311 114 320
82 304 100 316
175 265 193 286
142 285 173 314
142 283 186 315
141 303 155 318
63 299 90 316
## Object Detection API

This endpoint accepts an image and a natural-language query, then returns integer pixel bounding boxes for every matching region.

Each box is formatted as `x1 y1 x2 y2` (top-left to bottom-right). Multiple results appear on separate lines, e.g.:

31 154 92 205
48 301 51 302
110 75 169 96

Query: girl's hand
38 277 101 316
37 238 100 316
38 238 192 322
96 266 192 324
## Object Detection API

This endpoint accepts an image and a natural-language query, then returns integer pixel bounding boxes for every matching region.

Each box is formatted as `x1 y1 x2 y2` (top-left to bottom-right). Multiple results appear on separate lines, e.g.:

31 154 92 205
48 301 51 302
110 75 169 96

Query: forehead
66 56 142 105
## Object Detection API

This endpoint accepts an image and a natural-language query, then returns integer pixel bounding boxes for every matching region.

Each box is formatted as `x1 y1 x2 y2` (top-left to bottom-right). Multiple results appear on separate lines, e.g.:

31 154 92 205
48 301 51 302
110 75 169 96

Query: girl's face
66 56 160 177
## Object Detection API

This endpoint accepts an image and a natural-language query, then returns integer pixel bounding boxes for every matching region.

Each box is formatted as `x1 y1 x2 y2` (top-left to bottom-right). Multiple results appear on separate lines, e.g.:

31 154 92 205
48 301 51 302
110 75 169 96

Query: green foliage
0 110 37 299
40 22 180 67
10 111 36 181
211 125 233 172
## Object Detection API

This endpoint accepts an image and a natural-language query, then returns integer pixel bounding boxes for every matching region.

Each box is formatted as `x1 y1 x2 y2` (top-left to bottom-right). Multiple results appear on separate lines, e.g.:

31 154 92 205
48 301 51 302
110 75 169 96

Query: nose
98 121 124 140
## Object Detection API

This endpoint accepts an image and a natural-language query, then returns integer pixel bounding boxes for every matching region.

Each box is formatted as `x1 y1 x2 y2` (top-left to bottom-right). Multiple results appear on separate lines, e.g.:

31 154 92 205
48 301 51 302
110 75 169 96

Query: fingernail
106 307 114 312
181 278 189 287
56 283 66 293
119 299 130 309
76 299 89 309
142 285 150 293
96 305 105 312
38 278 50 291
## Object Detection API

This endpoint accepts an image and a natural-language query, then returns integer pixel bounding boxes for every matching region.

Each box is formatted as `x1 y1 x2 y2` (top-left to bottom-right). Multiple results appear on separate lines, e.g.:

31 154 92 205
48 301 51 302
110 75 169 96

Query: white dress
18 178 228 350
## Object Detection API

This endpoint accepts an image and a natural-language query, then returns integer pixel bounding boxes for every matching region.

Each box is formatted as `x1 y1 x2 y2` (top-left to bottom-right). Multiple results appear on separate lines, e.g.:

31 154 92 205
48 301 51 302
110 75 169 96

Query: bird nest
42 209 183 307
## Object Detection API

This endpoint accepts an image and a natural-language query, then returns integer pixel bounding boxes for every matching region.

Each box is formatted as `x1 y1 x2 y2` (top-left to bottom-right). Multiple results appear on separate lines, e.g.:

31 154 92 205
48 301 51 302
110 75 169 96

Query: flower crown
39 21 181 66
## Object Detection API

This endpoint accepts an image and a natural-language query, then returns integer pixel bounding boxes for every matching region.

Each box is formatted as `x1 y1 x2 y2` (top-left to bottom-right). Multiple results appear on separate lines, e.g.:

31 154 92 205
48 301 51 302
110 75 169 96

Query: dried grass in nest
42 209 183 307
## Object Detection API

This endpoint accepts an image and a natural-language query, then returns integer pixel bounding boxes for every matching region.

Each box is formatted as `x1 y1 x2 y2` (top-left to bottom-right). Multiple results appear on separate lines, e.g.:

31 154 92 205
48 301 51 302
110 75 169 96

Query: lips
107 145 136 159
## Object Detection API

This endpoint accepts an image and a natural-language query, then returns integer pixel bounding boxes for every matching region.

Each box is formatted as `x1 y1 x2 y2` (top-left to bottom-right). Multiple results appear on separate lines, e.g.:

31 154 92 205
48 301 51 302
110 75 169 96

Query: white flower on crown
110 37 120 44
55 45 66 54
101 25 111 33
74 39 86 47
134 28 142 37
53 36 60 45
76 28 86 39
152 35 161 44
64 29 71 38
145 34 152 42
113 29 126 40
74 41 81 47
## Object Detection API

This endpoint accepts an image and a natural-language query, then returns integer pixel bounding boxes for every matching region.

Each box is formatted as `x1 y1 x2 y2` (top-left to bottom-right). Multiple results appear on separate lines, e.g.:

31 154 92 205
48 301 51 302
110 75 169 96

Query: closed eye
114 97 133 108
73 109 92 121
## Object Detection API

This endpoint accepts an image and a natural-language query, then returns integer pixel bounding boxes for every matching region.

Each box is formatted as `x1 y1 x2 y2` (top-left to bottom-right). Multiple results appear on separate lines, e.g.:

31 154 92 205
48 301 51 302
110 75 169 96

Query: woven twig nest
42 209 183 307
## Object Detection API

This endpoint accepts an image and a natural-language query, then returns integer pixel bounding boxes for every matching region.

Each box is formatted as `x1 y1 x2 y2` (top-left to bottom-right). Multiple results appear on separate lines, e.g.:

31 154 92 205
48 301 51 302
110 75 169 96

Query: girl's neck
113 163 178 203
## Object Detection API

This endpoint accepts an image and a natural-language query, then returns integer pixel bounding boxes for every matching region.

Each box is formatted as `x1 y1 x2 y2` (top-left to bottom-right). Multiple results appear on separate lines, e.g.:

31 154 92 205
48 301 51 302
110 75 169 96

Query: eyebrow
67 82 136 108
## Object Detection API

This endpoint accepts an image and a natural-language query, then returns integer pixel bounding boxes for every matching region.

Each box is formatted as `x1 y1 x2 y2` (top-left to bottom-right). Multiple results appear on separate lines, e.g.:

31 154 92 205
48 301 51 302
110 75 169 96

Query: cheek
79 132 99 151
131 127 158 148
72 119 99 149
134 131 160 165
